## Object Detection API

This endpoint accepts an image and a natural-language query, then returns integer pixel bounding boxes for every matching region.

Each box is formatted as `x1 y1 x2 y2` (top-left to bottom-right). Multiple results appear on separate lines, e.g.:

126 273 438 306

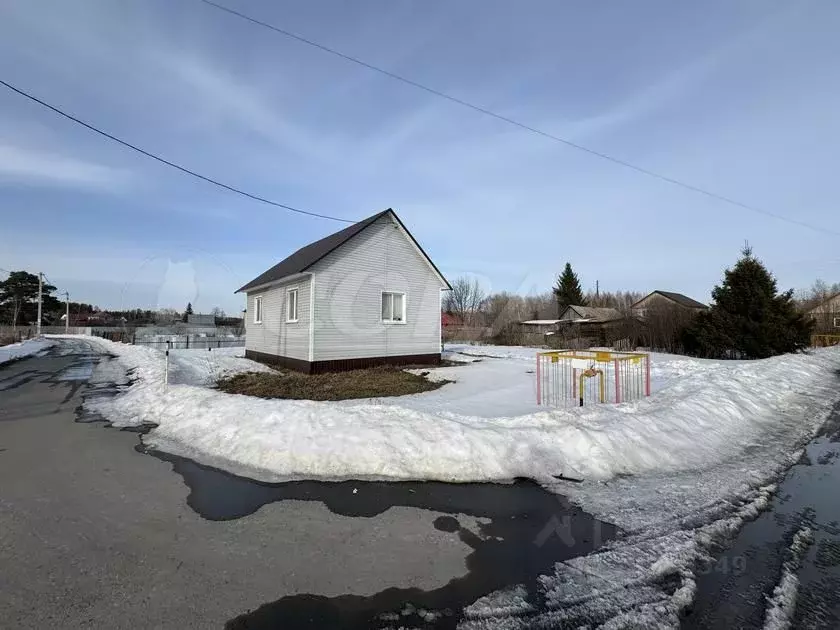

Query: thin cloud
158 52 330 162
0 143 133 192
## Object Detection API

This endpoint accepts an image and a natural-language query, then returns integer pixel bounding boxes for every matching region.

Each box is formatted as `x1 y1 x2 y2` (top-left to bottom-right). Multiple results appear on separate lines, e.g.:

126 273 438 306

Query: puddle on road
139 446 618 629
55 361 95 381
0 349 101 403
138 445 589 521
685 405 840 629
49 351 110 404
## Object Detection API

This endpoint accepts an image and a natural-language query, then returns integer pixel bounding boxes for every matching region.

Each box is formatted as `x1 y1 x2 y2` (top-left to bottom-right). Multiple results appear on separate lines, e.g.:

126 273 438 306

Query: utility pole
36 272 43 337
64 291 70 333
596 280 599 299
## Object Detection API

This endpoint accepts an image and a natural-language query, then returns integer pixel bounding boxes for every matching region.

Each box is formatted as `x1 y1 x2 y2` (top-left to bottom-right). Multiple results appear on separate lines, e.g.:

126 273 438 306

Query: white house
236 209 451 373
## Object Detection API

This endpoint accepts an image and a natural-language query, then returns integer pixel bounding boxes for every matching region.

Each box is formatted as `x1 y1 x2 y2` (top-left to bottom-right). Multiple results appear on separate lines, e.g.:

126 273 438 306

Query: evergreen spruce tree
683 247 813 359
182 302 193 323
553 263 587 315
0 271 59 325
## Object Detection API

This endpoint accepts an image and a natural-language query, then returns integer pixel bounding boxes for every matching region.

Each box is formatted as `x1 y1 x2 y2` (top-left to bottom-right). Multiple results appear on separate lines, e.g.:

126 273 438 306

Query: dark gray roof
634 291 707 309
236 209 450 293
565 305 624 322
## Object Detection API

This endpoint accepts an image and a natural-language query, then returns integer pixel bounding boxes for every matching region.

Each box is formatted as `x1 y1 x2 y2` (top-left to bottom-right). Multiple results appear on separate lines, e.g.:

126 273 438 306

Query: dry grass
216 365 450 401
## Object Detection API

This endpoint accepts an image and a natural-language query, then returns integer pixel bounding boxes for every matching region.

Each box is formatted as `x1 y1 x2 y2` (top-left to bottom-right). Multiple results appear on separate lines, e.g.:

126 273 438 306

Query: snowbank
61 335 840 486
0 338 53 365
763 526 814 630
163 346 273 386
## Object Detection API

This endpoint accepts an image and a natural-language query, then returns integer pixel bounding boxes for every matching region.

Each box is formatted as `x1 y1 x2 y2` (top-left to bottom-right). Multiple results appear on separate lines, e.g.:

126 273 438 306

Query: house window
834 316 840 328
286 288 298 322
381 291 406 323
253 296 263 324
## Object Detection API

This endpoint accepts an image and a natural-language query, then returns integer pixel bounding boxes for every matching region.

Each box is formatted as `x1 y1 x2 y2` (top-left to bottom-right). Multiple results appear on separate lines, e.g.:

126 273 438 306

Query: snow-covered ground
50 335 840 628
164 346 273 386
0 338 53 365
57 336 840 488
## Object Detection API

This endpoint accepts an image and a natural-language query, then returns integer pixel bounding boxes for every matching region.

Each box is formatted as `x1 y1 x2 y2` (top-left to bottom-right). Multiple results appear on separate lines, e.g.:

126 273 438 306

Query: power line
197 0 839 238
0 79 355 224
41 272 71 302
42 273 56 291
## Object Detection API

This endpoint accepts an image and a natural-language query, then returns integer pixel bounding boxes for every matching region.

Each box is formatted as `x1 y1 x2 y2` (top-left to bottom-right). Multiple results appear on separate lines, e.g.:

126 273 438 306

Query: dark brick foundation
244 350 441 374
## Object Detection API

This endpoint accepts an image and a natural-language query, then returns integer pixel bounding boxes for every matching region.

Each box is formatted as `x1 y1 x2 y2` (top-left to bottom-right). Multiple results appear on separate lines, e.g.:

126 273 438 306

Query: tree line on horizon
443 248 820 359
0 271 236 328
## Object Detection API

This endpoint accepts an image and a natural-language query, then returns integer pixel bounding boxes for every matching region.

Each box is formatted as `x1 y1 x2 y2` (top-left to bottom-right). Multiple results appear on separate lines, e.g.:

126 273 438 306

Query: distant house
519 319 562 335
517 307 626 346
70 312 115 326
630 291 707 319
558 305 625 345
186 314 216 327
807 292 840 333
441 312 461 328
558 305 623 325
236 209 451 373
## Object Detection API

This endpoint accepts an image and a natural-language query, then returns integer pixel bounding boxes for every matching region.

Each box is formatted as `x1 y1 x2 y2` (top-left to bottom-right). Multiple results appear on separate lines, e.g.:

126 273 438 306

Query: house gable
559 306 581 321
559 305 623 322
308 213 445 362
632 291 707 313
808 292 840 316
808 293 840 333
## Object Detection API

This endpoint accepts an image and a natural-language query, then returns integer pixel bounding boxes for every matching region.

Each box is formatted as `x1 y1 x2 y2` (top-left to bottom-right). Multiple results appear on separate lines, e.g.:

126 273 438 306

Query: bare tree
585 290 645 315
523 292 555 320
155 307 181 323
483 292 527 334
796 279 840 312
797 279 840 333
443 276 486 326
641 302 697 353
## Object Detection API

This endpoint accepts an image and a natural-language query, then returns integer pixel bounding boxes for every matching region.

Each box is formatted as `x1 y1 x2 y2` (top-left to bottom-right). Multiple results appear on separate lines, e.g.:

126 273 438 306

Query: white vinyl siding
310 215 444 361
286 288 299 322
245 277 311 360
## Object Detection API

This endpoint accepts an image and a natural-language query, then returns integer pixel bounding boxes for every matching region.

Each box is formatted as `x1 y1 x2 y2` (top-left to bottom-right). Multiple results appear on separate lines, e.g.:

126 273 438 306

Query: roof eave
235 271 313 294
630 291 707 309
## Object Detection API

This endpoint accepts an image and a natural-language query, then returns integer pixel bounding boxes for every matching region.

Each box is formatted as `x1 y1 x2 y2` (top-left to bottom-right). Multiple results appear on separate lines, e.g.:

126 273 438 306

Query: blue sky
1 0 838 314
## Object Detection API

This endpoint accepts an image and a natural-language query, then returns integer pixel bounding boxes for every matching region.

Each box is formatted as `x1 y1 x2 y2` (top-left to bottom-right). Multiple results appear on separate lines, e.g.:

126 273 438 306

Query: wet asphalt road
0 342 613 629
685 404 840 629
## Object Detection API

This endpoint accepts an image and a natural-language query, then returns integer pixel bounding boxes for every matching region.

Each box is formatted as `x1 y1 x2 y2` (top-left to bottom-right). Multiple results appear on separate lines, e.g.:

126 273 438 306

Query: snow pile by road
0 339 53 365
62 335 840 487
763 526 815 630
163 346 273 386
